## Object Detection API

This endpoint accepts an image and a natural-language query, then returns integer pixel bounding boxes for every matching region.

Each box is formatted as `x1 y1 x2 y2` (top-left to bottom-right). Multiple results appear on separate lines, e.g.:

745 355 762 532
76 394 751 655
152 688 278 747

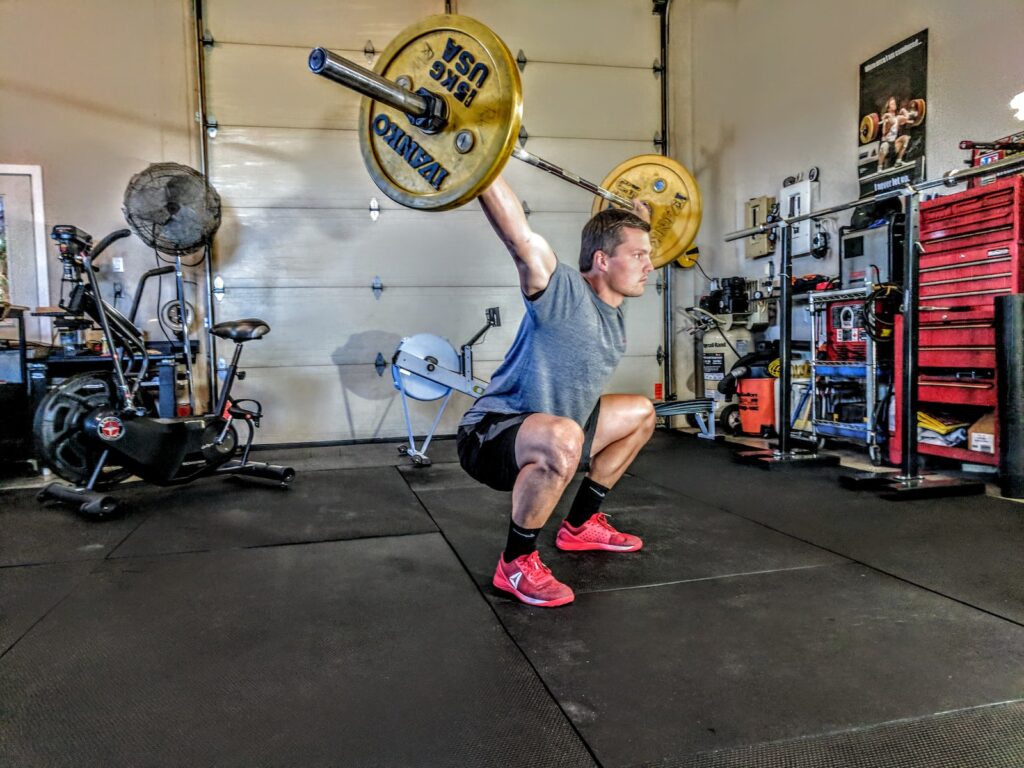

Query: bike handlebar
89 229 132 262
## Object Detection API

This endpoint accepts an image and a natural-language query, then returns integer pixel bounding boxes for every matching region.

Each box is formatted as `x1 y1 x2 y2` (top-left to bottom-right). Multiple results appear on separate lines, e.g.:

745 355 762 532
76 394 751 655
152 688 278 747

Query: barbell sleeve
511 147 634 209
309 47 430 118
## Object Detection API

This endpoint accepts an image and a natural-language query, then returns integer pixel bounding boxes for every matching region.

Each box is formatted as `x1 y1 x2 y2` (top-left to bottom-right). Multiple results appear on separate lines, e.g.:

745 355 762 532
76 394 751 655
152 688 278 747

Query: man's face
604 227 653 297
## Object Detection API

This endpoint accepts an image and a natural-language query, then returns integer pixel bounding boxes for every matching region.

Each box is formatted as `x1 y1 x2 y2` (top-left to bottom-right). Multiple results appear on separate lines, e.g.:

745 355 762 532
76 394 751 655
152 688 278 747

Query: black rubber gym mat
0 534 596 768
402 463 847 597
0 560 95 655
0 489 145 567
109 466 437 558
267 437 459 472
629 432 1024 624
492 561 1024 768
628 700 1024 768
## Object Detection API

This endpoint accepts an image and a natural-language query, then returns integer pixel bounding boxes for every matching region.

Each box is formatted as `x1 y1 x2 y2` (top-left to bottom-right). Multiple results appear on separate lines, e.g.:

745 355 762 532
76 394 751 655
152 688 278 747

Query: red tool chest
890 174 1024 466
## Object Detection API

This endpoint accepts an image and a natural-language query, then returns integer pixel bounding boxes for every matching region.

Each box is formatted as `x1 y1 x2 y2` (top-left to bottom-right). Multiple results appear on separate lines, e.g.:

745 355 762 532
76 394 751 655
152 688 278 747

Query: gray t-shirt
460 261 626 428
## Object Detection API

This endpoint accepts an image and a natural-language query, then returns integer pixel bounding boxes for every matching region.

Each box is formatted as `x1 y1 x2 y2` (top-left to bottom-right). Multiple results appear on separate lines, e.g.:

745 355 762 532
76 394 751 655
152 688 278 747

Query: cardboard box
968 412 996 454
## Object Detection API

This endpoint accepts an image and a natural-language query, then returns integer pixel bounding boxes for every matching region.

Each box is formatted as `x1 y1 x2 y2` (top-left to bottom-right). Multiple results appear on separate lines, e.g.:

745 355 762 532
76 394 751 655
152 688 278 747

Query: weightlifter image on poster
857 30 928 197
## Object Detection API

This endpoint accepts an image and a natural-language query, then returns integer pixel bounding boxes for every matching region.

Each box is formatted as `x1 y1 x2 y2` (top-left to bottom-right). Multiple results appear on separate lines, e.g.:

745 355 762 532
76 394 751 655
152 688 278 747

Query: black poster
857 30 928 198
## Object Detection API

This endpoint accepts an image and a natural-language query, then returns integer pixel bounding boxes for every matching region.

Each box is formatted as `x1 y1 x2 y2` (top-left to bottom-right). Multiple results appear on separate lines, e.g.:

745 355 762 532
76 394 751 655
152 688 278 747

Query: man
456 176 657 608
877 96 910 172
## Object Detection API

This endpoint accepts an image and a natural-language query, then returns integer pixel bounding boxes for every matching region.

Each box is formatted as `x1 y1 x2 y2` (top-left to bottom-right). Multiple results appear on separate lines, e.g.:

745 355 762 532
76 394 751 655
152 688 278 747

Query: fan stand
171 252 197 415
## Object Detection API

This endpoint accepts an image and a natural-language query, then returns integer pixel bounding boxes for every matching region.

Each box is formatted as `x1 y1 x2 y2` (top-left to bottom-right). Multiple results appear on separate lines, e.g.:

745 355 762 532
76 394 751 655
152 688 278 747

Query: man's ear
593 249 609 271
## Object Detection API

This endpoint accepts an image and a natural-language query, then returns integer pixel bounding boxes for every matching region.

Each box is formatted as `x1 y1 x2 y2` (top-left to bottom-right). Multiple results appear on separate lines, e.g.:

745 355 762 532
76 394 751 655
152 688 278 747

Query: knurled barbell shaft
309 46 633 209
309 47 431 118
511 147 634 209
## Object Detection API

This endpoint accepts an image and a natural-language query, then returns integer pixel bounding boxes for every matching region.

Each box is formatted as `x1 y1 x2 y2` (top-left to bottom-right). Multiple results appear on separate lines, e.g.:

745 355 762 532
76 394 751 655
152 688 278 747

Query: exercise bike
34 225 295 518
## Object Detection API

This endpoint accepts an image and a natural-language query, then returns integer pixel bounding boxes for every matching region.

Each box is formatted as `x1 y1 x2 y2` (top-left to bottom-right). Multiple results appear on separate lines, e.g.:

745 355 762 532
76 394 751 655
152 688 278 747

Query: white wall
0 0 197 339
672 0 1024 287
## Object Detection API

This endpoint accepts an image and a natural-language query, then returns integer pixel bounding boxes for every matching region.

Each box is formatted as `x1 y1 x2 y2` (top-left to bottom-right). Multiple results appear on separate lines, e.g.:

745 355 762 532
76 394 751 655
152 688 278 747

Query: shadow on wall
694 122 737 270
332 329 402 440
0 78 192 140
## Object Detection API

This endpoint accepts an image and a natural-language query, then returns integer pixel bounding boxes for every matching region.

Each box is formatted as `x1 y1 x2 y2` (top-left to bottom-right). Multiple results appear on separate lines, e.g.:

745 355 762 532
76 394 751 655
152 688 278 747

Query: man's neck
582 272 624 308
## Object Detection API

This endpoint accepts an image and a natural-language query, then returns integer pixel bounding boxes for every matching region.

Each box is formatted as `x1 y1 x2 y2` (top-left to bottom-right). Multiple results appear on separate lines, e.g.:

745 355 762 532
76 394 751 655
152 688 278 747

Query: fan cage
122 162 222 257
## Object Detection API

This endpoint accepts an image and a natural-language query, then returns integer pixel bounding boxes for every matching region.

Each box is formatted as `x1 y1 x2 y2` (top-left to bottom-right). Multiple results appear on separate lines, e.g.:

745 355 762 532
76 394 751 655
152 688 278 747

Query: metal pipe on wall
656 0 675 400
192 0 217 412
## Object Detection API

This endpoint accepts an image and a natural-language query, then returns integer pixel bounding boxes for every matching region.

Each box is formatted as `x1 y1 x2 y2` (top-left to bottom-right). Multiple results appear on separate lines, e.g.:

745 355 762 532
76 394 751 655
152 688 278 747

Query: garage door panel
460 0 658 69
216 208 507 287
208 0 441 49
216 286 526 368
217 209 600 288
207 43 367 130
237 363 464 444
207 132 661 215
208 127 397 209
606 356 661 399
216 280 660 370
502 138 659 212
246 356 656 445
622 292 664 355
521 64 659 140
245 356 655 444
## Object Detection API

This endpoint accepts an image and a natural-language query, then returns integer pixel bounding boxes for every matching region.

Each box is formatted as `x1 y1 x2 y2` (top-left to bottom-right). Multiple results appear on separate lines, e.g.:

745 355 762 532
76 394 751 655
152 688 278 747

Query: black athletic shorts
456 403 601 492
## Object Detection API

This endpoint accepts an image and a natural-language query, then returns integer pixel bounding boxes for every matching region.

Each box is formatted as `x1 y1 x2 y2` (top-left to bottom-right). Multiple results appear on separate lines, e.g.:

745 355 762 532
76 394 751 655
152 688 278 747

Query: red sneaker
556 513 643 552
492 551 575 607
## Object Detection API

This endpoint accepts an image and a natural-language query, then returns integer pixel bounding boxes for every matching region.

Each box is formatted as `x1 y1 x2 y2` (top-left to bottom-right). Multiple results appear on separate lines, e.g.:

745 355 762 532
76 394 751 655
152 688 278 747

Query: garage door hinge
518 125 529 147
212 275 225 302
653 58 664 77
374 352 386 376
202 30 215 48
516 50 527 72
656 276 663 295
521 200 531 218
364 40 376 63
369 197 380 221
653 131 665 150
206 116 218 139
656 345 665 365
371 275 384 300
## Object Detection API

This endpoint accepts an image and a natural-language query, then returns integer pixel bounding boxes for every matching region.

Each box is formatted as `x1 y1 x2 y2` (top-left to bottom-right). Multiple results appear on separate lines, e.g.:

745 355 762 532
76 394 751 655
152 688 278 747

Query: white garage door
203 0 663 443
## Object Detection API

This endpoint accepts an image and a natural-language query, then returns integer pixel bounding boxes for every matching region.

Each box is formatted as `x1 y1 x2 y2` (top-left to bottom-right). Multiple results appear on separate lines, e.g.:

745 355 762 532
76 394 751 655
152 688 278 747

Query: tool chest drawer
919 305 996 323
920 176 1024 242
917 377 997 407
919 241 1019 271
918 325 994 348
918 347 996 368
919 272 1013 300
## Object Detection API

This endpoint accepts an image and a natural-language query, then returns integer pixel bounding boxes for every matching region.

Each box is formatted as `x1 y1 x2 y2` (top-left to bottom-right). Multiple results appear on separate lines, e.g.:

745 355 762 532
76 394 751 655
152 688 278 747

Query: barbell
308 14 702 268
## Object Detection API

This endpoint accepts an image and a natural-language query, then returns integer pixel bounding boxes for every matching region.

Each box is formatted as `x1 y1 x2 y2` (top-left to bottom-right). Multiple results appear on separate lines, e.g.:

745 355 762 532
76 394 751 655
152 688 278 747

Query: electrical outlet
111 256 124 273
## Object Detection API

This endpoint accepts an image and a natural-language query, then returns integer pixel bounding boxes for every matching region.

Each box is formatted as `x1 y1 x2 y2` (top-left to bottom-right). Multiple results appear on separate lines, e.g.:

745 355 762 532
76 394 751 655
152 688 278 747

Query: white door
0 167 48 344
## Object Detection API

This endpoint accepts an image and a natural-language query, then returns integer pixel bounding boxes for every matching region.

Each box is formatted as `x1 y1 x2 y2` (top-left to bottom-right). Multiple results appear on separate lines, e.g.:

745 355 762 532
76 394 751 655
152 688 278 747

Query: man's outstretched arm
478 177 557 297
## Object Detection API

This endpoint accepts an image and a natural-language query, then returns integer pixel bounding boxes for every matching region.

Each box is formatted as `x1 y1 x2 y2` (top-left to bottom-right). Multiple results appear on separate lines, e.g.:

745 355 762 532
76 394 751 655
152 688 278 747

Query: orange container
737 378 776 435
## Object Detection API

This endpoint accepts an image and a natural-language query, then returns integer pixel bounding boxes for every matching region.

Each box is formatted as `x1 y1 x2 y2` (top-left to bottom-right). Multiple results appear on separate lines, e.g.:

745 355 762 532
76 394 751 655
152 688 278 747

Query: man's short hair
579 208 651 272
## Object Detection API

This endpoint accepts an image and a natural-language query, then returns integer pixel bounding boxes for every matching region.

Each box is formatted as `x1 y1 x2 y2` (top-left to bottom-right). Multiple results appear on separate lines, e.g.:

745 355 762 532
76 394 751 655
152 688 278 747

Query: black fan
122 162 221 255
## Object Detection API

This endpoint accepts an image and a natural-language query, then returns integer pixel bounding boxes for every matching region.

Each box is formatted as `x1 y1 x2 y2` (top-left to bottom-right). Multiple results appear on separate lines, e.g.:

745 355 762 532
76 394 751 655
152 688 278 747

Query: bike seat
211 318 270 342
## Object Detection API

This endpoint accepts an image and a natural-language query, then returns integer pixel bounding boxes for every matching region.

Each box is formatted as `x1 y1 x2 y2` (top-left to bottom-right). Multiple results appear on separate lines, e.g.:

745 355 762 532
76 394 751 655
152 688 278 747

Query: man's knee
628 396 656 440
533 418 585 478
638 397 657 435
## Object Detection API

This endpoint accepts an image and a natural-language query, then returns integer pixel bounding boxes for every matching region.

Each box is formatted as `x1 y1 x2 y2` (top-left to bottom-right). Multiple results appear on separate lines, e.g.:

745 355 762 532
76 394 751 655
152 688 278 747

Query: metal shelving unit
809 286 891 464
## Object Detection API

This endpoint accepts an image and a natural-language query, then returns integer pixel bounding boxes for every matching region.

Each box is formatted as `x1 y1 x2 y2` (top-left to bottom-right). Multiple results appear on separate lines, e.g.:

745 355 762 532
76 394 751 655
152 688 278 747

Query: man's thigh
589 394 655 456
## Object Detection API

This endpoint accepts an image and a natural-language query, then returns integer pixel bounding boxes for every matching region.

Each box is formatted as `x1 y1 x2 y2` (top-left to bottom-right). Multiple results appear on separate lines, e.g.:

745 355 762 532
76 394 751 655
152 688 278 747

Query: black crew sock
503 519 542 563
565 477 610 527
